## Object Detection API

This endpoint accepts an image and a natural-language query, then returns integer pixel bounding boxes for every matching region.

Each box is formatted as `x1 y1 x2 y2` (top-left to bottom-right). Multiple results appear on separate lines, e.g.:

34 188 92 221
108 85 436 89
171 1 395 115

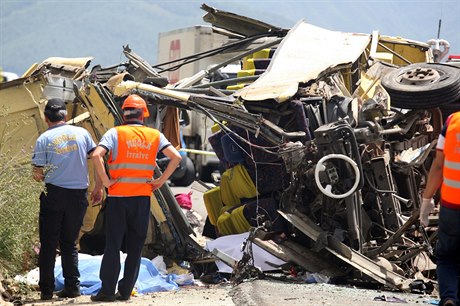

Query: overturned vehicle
2 3 460 293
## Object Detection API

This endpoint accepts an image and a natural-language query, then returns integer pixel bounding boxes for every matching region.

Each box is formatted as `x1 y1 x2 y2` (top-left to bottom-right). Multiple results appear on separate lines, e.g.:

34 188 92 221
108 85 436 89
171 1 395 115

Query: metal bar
175 38 282 88
192 75 259 89
377 42 412 65
179 148 217 156
278 210 410 290
251 235 343 275
211 248 239 268
366 209 419 258
370 157 401 232
172 87 235 95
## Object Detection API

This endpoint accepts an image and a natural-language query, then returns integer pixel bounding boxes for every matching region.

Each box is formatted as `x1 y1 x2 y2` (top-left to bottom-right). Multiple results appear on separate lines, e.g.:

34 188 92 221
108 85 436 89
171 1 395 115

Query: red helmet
122 94 149 118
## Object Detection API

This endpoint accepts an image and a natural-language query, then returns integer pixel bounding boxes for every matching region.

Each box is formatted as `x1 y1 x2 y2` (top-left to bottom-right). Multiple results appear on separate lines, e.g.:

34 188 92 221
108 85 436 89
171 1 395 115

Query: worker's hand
32 166 45 182
90 188 103 204
420 197 435 227
103 178 118 189
147 178 166 192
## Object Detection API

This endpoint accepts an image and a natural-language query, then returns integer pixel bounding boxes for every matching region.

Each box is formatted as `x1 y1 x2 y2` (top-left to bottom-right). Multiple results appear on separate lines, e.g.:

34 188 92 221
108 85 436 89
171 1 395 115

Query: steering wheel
314 154 360 199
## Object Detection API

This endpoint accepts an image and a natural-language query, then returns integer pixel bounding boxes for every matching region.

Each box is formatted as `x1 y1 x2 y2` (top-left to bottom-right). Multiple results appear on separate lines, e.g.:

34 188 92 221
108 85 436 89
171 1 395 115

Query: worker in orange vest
421 111 460 306
90 94 181 302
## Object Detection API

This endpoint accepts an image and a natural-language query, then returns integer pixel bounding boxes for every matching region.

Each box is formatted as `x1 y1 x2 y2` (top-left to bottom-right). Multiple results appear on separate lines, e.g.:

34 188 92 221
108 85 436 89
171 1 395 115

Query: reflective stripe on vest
108 163 156 170
108 125 160 197
445 159 460 170
444 177 460 189
441 112 460 205
116 177 152 184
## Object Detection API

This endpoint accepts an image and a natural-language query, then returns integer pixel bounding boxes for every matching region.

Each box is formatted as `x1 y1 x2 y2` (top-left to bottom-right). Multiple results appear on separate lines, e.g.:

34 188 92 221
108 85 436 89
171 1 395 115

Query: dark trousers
436 205 460 306
39 184 88 294
99 196 150 297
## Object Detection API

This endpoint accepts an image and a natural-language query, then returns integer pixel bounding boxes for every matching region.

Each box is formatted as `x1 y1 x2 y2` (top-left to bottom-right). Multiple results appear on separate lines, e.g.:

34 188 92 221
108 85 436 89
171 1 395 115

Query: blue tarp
54 254 179 295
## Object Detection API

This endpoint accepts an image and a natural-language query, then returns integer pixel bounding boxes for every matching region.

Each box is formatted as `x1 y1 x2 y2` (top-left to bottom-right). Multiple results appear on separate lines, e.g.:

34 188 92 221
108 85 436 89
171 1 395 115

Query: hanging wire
245 129 260 227
191 102 283 154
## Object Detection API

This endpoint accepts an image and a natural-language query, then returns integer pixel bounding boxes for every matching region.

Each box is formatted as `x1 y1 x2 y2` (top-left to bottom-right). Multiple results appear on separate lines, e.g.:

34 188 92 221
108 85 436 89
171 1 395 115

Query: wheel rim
398 67 440 86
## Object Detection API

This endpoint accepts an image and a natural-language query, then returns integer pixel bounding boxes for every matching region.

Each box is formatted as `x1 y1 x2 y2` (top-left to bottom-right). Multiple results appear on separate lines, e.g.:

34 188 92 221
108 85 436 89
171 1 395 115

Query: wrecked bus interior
2 3 460 293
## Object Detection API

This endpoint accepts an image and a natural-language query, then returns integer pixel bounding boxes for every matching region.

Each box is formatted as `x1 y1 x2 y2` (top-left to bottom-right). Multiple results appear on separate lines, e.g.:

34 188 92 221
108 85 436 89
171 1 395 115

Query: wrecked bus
2 3 460 294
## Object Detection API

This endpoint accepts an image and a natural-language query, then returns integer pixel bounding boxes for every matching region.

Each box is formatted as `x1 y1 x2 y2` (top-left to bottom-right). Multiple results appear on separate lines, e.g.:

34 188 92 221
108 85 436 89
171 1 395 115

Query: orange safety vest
441 112 460 206
107 125 160 197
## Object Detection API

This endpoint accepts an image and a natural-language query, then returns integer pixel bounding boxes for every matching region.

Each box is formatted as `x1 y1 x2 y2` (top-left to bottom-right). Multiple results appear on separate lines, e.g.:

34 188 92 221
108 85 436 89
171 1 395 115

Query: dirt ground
20 283 234 306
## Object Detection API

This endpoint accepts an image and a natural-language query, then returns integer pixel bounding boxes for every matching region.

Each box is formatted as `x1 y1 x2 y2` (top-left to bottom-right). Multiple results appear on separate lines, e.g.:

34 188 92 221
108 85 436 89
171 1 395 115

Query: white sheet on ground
206 232 286 274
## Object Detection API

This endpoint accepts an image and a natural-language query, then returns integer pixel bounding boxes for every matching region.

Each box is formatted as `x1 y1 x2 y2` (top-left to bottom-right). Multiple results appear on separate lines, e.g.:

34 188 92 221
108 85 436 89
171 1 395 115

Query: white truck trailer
157 26 239 180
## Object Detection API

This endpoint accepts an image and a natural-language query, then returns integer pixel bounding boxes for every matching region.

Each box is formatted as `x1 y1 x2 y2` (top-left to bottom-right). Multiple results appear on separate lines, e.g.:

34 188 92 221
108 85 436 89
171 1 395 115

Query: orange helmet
122 94 149 118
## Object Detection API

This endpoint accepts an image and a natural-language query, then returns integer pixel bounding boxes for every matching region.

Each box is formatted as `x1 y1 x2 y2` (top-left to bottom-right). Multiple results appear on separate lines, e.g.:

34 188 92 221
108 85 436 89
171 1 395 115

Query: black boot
56 287 81 298
90 291 116 302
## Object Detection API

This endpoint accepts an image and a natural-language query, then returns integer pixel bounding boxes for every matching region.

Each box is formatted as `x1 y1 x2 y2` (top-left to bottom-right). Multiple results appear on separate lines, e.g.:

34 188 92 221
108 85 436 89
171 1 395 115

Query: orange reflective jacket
108 125 160 197
441 112 460 206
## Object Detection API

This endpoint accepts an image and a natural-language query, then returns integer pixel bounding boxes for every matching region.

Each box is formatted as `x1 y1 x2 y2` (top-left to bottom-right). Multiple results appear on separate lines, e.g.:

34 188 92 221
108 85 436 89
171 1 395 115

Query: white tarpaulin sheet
237 20 370 102
206 232 286 273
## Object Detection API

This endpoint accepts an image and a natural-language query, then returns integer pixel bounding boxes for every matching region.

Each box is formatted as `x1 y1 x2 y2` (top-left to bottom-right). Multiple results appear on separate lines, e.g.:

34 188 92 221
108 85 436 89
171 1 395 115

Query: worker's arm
90 165 104 204
90 146 116 189
149 146 182 191
420 149 444 226
32 166 44 182
423 149 444 199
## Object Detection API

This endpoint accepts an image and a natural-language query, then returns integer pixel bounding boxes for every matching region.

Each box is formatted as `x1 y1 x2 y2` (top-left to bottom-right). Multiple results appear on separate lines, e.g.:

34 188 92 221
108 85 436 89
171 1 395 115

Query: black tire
172 157 196 187
381 63 460 109
440 100 460 121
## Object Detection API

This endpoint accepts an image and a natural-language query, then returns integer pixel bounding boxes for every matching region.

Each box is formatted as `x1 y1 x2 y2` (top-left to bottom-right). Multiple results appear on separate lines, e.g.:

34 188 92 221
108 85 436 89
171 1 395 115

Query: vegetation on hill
0 109 41 275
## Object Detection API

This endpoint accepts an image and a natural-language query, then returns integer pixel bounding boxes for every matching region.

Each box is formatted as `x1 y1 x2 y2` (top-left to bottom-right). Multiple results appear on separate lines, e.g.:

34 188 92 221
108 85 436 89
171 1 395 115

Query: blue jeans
436 205 460 305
